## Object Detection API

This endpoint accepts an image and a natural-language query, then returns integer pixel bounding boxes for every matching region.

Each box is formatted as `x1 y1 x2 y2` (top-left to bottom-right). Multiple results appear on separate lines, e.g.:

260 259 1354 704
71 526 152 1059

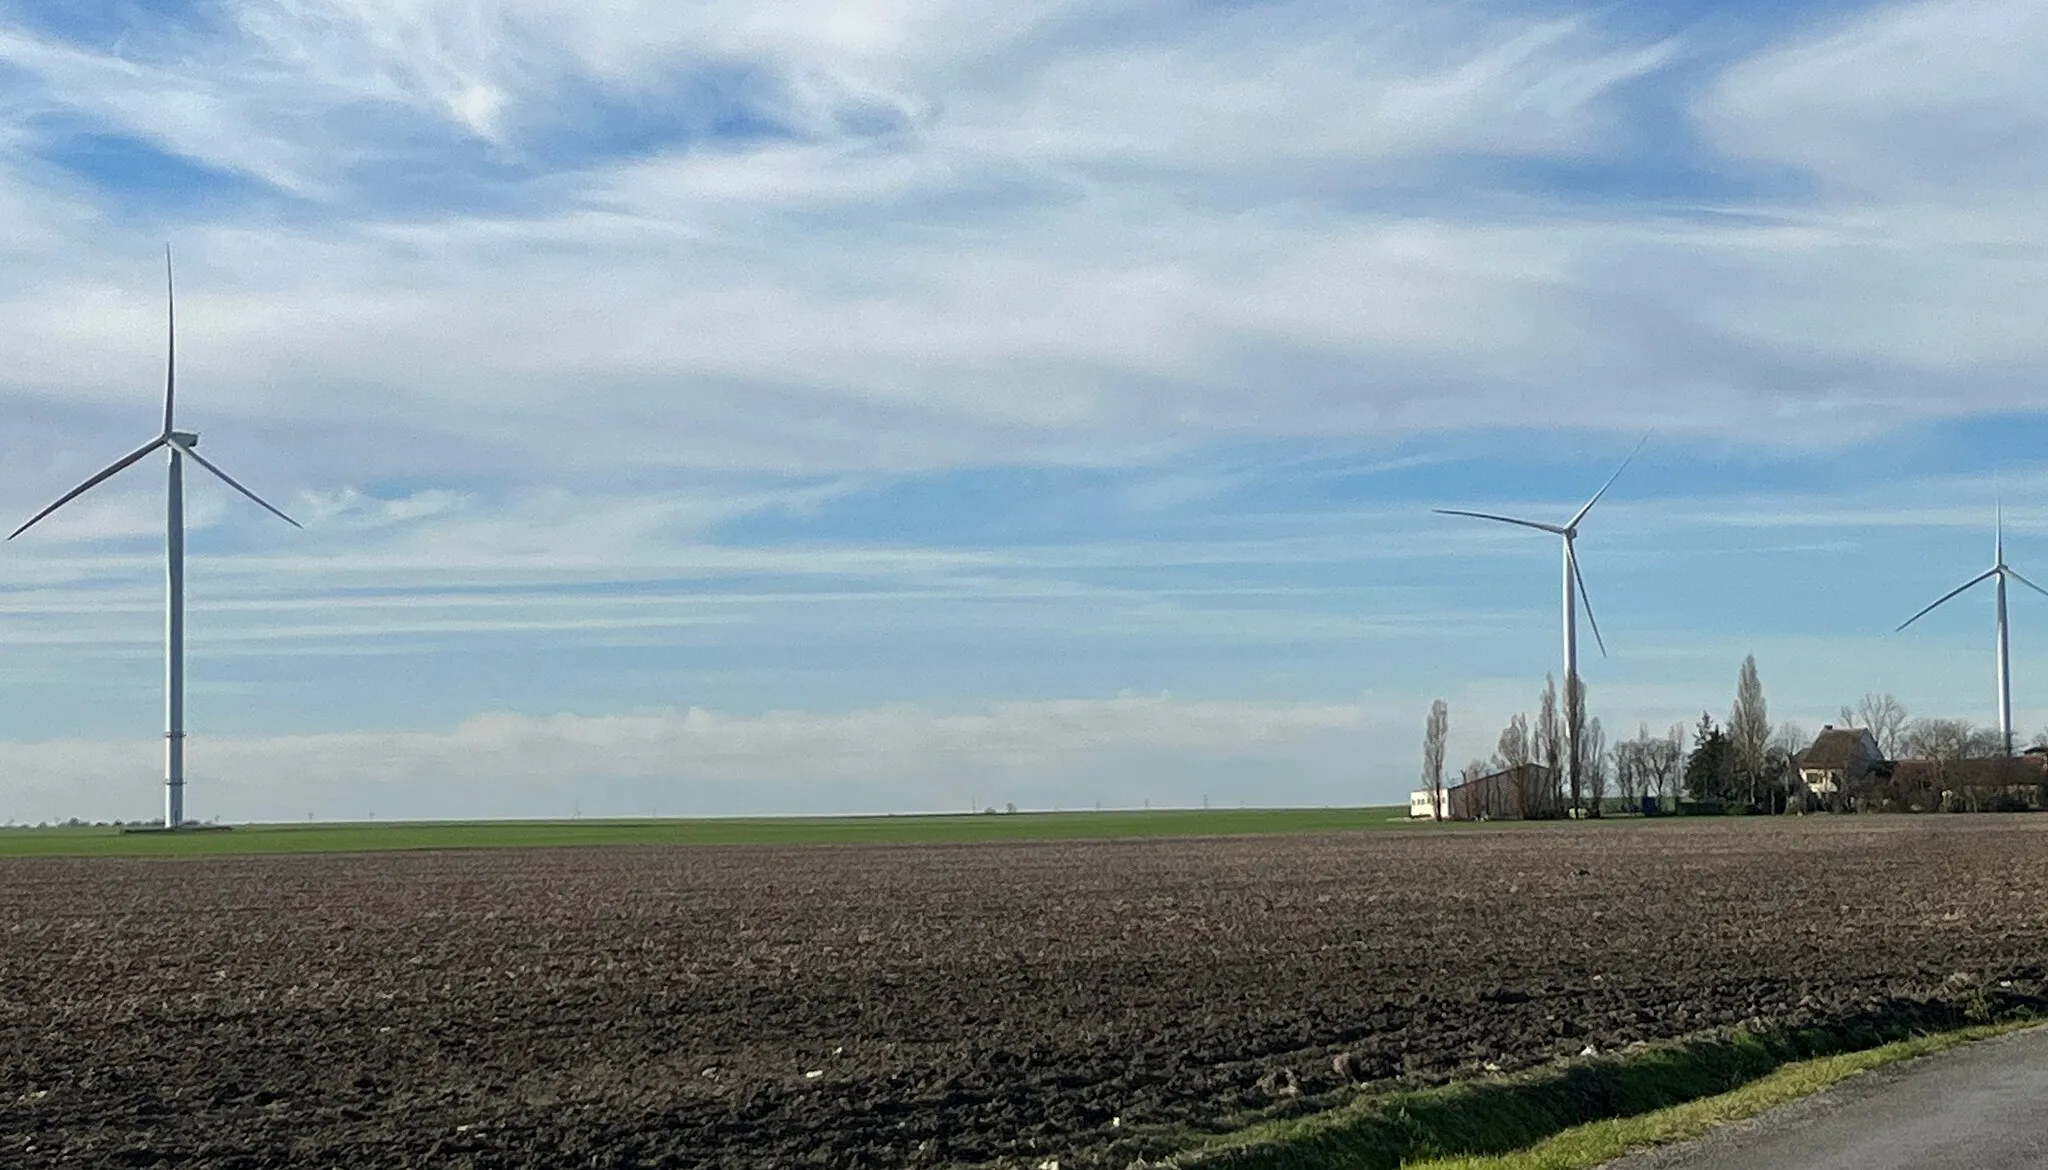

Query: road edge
1147 1007 2044 1170
1406 1017 2046 1170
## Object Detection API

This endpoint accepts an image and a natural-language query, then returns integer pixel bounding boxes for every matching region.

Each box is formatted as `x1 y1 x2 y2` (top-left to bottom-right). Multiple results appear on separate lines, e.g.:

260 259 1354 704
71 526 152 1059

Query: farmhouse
1793 725 1883 807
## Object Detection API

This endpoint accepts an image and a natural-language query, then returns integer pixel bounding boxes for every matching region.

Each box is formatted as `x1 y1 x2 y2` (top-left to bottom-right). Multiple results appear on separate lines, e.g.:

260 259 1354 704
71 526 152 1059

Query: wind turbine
1434 436 1647 794
1896 504 2048 757
10 249 300 828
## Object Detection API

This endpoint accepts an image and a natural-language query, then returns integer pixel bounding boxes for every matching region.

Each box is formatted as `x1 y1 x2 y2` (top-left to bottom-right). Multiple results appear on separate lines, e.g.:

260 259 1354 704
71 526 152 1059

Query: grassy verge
0 806 1410 857
1157 1000 2043 1170
1404 1020 2039 1170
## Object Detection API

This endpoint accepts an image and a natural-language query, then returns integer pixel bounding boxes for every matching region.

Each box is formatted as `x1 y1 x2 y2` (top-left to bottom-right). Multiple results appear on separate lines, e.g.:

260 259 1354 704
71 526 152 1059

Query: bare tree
1563 673 1589 817
1497 714 1531 768
1421 700 1450 821
1643 722 1686 811
1583 715 1609 815
1771 720 1808 804
1536 676 1563 811
1613 722 1652 810
1497 713 1539 818
1904 717 1998 760
1903 717 2002 811
1456 757 1491 818
1611 736 1636 811
1767 721 1808 812
1841 693 1909 759
1728 655 1773 811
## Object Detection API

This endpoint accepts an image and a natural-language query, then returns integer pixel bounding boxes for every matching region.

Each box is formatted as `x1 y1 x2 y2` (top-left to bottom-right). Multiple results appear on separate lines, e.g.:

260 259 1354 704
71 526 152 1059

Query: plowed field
5 816 2046 1168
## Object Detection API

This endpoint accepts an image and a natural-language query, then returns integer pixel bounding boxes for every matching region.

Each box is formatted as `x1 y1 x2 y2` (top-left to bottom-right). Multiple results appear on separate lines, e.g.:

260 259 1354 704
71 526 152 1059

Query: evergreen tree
1685 712 1736 804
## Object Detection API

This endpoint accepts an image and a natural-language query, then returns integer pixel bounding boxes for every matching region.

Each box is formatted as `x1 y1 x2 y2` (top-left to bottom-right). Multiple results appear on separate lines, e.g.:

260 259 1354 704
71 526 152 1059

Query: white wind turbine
1896 505 2047 757
10 249 300 828
1434 436 1648 783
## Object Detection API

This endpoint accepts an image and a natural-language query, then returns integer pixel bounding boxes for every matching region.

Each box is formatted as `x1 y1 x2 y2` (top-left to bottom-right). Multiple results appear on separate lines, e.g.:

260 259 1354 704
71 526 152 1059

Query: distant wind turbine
10 249 300 828
1434 435 1648 782
1896 504 2047 757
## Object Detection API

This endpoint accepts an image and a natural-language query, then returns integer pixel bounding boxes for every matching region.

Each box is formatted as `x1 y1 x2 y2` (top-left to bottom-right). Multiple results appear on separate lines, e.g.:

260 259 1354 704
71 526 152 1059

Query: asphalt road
1604 1025 2048 1170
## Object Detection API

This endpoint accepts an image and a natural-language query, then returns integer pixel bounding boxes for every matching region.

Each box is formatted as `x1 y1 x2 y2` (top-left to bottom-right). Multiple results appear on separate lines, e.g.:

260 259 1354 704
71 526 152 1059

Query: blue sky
1 0 2046 822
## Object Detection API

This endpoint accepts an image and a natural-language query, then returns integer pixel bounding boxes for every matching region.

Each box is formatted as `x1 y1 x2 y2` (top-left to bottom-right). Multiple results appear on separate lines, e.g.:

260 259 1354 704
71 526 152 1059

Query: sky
1 0 2047 823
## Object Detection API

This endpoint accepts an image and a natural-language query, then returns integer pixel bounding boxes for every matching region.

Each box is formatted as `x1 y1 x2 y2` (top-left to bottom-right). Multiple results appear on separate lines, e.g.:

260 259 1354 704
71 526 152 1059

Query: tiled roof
1798 728 1874 771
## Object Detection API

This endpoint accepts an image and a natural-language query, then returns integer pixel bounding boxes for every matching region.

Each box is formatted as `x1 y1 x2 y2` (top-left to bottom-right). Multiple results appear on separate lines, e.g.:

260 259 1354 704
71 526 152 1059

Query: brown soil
4 816 2045 1168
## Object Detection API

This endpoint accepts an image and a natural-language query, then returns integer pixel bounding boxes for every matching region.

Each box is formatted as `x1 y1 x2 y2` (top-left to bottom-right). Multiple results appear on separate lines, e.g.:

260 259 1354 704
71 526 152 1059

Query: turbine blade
169 439 301 529
2006 566 2048 602
1433 508 1565 535
1570 543 1608 658
8 437 168 540
1896 568 1998 632
163 244 175 435
1568 430 1651 529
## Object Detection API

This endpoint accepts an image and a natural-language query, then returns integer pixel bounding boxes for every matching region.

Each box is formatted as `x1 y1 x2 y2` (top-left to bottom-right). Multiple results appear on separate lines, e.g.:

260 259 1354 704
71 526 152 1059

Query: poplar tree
1421 700 1450 820
1728 655 1773 811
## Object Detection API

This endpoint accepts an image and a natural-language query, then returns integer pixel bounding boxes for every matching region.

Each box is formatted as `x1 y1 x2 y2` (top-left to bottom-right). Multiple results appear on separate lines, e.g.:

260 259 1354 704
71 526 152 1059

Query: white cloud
0 694 1398 822
0 0 2041 484
1673 0 2048 385
0 1 1708 483
0 24 325 193
971 15 1675 183
1701 0 2048 200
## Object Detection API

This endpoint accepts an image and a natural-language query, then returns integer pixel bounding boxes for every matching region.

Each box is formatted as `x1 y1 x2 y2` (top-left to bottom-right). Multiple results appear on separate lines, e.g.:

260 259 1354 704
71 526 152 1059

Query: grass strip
1156 1000 2043 1170
0 807 1413 858
1404 1018 2040 1170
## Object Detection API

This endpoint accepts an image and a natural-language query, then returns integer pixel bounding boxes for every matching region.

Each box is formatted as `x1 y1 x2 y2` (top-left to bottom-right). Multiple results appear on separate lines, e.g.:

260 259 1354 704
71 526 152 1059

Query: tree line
1419 656 2048 818
1419 673 1685 819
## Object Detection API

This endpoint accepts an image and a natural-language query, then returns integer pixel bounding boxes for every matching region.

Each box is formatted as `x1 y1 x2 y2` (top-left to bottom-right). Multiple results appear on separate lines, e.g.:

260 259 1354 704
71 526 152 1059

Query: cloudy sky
1 0 2045 823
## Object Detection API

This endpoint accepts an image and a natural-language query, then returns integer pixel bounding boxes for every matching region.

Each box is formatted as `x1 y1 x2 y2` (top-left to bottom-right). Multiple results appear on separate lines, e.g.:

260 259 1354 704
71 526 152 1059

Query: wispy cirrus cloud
3 2 2048 818
0 0 1701 483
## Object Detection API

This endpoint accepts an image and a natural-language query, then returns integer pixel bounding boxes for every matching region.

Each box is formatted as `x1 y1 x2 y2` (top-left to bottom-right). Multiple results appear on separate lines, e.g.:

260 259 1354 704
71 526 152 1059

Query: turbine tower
10 249 300 828
1896 505 2047 757
1435 436 1647 796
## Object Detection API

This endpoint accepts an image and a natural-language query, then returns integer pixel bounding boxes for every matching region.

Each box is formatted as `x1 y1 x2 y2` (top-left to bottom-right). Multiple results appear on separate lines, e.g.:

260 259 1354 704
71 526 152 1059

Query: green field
0 806 1411 858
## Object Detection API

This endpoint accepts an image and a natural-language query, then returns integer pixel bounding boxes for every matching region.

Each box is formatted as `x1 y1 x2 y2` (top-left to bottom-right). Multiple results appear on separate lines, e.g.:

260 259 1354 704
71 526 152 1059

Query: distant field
0 806 1411 857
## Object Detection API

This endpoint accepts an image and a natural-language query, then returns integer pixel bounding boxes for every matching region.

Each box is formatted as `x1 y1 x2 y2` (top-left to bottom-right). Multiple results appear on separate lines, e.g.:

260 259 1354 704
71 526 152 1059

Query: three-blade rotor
1432 432 1649 660
1884 504 2048 631
1899 565 2048 632
1897 505 2048 631
8 247 299 542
